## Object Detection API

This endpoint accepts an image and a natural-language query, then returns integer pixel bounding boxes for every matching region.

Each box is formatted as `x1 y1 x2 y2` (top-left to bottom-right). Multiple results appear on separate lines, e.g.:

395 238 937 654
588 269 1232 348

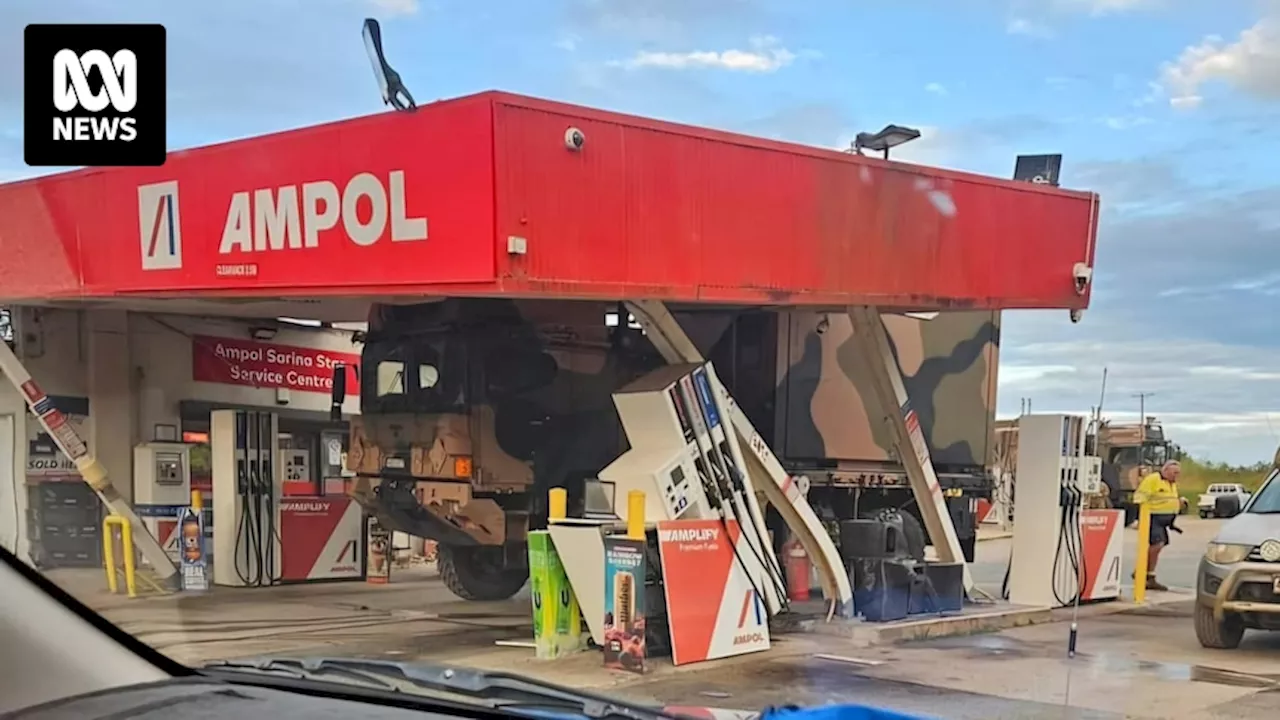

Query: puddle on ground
885 633 1279 690
1081 655 1280 689
907 633 1037 658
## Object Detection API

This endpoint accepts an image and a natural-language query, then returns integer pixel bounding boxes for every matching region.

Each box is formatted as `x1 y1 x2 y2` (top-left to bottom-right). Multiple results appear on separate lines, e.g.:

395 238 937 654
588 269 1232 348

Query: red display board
278 497 364 582
191 334 360 395
1080 509 1124 601
656 519 770 666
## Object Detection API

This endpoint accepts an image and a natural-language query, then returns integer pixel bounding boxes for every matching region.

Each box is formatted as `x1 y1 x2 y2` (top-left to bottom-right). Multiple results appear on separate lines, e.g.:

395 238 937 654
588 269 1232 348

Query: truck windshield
1142 444 1168 466
361 336 466 415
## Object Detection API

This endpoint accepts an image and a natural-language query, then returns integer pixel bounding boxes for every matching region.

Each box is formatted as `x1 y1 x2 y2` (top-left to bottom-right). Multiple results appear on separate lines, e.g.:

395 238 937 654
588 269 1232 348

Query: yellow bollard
1133 502 1151 604
548 488 567 522
191 489 204 512
102 515 138 598
627 490 645 541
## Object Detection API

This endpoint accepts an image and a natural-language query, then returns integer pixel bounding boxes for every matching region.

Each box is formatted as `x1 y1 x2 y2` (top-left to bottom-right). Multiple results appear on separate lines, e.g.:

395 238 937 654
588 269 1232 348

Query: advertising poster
177 506 209 592
602 536 647 674
278 498 364 582
1080 509 1124 601
527 531 583 659
656 519 770 666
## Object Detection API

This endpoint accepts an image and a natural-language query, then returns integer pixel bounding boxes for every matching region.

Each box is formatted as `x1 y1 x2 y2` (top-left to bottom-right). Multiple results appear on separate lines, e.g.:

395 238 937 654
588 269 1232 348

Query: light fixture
362 18 416 112
850 124 922 159
250 326 277 341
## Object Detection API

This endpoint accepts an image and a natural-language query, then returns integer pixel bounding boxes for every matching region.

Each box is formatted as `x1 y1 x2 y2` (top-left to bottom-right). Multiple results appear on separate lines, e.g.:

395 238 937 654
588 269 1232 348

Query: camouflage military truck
750 309 999 565
1094 418 1173 524
342 299 998 601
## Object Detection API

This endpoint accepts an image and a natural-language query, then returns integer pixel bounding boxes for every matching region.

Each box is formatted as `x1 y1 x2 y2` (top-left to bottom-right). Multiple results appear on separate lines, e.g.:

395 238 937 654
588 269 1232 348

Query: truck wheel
1194 604 1245 649
858 509 926 562
1199 510 1209 519
437 545 528 601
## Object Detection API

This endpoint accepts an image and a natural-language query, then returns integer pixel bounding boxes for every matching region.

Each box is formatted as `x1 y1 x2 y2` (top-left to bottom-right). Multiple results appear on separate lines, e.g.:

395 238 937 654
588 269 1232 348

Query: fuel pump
1007 413 1088 608
211 409 282 587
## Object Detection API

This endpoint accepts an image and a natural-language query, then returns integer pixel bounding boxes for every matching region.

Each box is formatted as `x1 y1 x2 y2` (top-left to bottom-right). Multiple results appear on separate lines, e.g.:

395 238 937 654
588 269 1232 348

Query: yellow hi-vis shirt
1135 472 1180 515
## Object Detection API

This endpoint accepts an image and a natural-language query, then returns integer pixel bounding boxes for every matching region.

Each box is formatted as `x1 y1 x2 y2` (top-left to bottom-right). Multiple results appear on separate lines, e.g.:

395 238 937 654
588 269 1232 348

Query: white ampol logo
52 48 139 142
138 181 182 271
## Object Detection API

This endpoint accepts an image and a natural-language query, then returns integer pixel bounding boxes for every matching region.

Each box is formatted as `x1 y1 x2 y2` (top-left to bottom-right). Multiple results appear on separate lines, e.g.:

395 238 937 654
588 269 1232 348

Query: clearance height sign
192 335 360 395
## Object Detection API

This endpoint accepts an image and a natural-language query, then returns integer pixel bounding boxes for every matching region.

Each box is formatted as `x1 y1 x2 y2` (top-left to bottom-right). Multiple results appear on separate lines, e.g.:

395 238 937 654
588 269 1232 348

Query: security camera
815 314 831 335
564 127 585 151
1072 262 1093 296
1070 308 1084 324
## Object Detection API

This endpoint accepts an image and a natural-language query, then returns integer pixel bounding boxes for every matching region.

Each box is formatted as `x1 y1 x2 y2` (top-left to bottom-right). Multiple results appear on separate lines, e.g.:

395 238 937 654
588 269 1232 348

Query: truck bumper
1197 557 1280 621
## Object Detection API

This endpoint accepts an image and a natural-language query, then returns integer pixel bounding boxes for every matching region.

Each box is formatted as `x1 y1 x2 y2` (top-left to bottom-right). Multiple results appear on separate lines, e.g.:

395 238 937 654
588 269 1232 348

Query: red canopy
0 91 1098 310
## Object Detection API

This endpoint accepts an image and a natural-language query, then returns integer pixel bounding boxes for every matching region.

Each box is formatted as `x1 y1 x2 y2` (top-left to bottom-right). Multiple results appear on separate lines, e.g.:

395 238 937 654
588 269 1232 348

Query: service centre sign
192 335 360 395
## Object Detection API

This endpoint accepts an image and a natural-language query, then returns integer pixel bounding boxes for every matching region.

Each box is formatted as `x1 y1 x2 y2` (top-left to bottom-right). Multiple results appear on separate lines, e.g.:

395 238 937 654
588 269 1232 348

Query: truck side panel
775 311 1000 471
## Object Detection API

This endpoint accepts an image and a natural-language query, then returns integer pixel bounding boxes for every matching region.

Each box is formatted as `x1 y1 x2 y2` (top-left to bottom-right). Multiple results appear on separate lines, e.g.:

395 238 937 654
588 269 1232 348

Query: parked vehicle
1199 484 1253 519
1194 468 1280 649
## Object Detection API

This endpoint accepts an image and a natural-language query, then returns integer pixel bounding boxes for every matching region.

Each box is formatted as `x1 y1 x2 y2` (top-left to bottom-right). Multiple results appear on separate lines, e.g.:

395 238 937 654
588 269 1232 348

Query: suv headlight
1205 543 1252 564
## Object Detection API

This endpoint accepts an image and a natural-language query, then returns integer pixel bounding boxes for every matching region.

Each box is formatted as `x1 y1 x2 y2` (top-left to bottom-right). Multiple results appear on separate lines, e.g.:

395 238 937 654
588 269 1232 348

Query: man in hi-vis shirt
1133 460 1182 591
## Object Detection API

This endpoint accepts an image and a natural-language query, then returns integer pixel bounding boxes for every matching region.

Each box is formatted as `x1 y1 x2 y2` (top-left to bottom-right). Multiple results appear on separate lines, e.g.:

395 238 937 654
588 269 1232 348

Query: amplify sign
24 23 167 167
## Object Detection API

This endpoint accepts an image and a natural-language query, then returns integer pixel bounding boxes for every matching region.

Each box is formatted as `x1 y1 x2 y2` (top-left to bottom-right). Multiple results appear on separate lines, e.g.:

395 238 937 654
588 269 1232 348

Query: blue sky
4 0 1280 463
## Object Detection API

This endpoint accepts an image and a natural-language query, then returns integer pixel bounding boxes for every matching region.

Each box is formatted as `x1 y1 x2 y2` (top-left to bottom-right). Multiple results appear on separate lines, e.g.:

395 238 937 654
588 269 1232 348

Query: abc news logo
24 24 167 167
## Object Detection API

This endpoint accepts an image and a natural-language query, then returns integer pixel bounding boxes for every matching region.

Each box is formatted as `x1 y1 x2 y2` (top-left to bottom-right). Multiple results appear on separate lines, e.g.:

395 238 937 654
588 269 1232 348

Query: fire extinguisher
783 536 811 602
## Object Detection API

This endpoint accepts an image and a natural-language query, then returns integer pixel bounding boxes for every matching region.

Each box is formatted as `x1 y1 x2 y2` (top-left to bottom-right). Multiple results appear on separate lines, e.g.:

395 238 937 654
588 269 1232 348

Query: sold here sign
192 335 360 395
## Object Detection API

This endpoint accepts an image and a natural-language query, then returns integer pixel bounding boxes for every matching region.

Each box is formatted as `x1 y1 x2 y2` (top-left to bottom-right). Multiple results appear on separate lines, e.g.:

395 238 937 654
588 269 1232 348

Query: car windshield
1246 470 1280 514
7 4 1280 720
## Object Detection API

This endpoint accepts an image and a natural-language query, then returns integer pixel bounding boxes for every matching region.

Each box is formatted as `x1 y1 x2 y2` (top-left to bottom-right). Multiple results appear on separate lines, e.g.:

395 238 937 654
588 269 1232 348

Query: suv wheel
1194 604 1245 649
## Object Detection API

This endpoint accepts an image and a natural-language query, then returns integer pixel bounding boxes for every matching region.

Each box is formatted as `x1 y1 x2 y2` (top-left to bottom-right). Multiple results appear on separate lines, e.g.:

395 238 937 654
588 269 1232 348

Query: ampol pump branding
24 24 167 167
656 518 771 665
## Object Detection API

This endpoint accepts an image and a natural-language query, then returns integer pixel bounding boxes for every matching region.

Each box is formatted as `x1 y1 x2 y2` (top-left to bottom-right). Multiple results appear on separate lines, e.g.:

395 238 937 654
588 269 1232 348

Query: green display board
528 530 583 659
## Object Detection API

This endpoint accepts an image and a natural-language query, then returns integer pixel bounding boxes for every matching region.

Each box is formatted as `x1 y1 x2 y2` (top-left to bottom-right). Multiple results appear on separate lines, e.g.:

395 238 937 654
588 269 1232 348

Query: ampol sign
192 335 359 395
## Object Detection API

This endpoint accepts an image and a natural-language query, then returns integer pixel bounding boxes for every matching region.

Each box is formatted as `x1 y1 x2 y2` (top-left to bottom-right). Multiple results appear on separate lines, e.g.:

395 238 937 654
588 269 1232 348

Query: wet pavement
618 655 1125 719
44 515 1280 719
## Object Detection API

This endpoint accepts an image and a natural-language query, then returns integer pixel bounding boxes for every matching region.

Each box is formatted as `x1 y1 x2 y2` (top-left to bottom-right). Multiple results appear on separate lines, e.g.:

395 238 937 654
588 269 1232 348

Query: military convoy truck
341 299 998 601
1094 418 1174 524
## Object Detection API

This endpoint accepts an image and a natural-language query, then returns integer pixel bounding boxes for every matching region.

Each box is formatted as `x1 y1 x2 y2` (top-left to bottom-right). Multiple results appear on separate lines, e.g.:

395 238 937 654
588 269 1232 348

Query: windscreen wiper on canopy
203 657 688 720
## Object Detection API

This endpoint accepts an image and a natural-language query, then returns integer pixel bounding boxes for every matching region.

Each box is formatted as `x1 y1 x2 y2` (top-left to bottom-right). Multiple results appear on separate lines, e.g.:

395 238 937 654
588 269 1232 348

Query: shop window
377 360 406 396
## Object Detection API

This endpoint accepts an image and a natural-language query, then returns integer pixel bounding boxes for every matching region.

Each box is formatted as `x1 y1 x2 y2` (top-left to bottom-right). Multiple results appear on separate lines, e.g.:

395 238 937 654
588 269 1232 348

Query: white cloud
1007 18 1053 38
367 0 419 16
1053 0 1158 14
1160 19 1280 108
611 35 795 72
1102 115 1152 129
556 33 581 51
925 82 948 96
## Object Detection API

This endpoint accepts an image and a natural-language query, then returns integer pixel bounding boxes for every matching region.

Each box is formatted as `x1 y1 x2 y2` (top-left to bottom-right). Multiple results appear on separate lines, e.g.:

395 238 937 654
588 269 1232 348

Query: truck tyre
1194 604 1244 649
1199 509 1210 519
437 545 528 601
